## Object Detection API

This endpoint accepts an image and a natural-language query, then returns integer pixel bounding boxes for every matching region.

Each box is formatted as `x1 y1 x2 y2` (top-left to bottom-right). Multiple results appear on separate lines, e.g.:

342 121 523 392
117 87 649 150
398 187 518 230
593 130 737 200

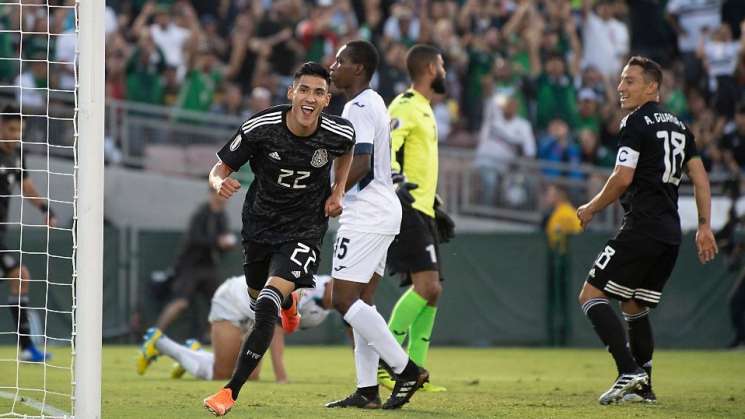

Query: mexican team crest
311 149 328 168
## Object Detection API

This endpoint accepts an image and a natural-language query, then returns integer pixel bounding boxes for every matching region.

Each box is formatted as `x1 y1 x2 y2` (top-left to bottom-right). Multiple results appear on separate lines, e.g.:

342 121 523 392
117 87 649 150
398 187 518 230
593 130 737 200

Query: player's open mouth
301 105 314 115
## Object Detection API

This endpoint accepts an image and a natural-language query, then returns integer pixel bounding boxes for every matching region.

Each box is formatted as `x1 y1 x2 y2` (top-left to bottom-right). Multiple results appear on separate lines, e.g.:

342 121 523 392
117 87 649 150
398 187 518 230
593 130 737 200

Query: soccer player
0 105 56 362
576 56 718 405
324 40 429 410
379 44 453 392
202 62 355 416
137 275 332 382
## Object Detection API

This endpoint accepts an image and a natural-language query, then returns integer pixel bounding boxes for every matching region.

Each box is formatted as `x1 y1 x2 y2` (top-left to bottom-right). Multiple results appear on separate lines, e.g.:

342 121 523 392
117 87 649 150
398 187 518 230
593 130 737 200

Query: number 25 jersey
615 101 699 245
217 105 355 245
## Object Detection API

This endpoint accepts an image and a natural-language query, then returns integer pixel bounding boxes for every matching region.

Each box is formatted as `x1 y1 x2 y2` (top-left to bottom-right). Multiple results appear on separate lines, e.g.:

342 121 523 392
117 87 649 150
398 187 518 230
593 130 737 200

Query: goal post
75 0 104 417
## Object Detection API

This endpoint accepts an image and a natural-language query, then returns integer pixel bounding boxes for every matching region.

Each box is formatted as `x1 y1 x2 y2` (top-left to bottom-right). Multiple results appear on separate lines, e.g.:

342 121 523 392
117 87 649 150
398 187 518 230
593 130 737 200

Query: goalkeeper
136 275 332 382
381 45 455 392
1 105 57 362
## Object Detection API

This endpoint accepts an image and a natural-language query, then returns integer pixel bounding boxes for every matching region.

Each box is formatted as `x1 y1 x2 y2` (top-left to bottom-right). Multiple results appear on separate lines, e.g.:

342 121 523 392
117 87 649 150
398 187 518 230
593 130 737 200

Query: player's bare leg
211 320 243 380
204 276 295 416
155 297 189 331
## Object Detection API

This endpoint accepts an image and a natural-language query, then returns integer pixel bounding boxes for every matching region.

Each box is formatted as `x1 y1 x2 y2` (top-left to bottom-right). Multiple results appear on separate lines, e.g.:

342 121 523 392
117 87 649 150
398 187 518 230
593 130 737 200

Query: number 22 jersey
217 105 355 245
615 101 699 245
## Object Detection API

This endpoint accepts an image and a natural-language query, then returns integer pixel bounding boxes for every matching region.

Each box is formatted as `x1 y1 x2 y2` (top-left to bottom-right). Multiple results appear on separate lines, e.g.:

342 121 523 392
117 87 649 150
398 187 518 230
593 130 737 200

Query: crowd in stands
5 1 745 199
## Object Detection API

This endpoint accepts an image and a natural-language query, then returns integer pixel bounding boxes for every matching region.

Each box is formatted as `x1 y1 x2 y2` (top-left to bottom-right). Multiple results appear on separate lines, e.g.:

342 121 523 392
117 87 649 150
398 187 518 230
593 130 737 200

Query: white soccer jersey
208 275 331 330
339 89 402 235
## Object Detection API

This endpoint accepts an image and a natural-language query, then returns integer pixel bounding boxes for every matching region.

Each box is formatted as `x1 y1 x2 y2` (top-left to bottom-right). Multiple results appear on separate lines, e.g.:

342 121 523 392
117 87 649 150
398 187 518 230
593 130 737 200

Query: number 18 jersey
615 101 699 245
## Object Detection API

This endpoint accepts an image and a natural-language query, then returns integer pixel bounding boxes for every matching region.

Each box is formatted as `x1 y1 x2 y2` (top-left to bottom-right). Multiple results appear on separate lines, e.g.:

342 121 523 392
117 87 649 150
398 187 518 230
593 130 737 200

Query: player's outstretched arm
22 177 56 226
326 151 353 217
686 157 718 263
209 161 240 200
577 165 634 228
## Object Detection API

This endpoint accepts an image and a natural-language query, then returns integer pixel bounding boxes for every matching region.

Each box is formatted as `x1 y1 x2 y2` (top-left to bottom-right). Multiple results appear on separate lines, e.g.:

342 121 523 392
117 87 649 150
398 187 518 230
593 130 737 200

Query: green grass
0 345 744 418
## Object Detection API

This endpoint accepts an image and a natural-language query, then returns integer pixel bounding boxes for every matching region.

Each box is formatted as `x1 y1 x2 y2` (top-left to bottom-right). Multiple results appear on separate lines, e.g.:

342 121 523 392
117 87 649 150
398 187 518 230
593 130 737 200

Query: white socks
155 335 214 380
344 300 408 374
353 318 379 387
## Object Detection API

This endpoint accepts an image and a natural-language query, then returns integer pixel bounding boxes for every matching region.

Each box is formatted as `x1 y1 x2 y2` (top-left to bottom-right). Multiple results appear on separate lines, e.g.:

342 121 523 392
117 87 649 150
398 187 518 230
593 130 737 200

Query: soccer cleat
19 345 51 363
171 338 202 379
136 327 162 375
382 366 429 409
377 366 395 390
203 388 235 416
280 292 301 334
622 384 657 404
598 370 649 405
421 382 447 392
325 391 382 409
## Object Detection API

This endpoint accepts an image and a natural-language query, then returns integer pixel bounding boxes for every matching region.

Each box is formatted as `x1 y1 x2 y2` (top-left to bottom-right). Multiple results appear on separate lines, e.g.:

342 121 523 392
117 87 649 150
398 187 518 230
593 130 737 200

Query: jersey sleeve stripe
321 122 354 140
353 143 373 155
321 117 354 134
243 119 283 134
241 112 282 133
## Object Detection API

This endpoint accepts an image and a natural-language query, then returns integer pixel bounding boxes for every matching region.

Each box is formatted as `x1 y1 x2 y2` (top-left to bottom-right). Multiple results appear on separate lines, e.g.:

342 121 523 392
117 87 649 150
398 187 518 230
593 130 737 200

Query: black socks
582 298 639 374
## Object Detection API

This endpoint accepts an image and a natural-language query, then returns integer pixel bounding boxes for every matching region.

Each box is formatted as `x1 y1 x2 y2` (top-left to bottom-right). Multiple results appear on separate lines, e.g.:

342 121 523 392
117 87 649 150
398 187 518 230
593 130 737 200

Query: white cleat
598 371 649 405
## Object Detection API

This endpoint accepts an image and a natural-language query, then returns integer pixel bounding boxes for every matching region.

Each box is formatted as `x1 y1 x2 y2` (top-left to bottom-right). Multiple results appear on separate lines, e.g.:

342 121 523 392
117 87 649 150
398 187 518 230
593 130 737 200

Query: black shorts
387 205 442 287
0 241 19 275
586 230 679 308
243 240 320 290
170 266 219 301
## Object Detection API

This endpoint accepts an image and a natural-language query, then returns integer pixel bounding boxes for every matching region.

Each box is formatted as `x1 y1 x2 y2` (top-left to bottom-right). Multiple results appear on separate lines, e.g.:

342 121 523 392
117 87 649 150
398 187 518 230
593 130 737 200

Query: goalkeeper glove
433 194 455 243
392 173 418 207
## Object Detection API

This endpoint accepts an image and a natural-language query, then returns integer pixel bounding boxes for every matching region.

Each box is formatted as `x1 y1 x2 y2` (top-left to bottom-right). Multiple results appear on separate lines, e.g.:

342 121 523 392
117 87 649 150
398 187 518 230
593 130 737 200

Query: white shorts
208 277 255 334
332 228 395 283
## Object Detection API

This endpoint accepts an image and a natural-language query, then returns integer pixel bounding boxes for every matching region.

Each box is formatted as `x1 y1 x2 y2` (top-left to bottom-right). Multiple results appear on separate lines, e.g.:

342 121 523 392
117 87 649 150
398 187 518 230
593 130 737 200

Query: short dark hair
405 44 441 81
293 62 331 86
344 40 379 82
0 104 20 122
626 56 662 88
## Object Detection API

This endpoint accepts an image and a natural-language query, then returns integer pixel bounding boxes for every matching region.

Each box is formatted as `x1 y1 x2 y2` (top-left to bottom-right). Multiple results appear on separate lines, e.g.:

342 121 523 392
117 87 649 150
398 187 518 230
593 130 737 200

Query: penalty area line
0 390 70 417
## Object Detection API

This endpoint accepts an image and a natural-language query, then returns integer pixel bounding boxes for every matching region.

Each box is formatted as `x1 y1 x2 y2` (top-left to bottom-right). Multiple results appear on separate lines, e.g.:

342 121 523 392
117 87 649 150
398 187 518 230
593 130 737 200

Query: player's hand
46 214 57 228
576 203 594 228
218 233 237 250
215 177 240 199
325 192 343 218
695 226 718 264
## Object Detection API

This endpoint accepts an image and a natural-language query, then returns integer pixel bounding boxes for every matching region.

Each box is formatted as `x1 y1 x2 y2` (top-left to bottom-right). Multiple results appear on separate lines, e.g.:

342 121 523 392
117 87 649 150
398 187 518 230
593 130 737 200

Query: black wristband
39 203 48 213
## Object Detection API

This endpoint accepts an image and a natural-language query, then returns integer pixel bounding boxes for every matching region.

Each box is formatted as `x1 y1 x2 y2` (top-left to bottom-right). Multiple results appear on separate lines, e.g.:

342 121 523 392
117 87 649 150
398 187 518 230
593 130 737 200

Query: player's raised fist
324 193 343 218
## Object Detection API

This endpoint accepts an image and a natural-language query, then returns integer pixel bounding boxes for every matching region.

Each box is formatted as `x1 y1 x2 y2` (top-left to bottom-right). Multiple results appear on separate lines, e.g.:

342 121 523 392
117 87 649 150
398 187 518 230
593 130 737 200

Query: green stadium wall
0 228 734 348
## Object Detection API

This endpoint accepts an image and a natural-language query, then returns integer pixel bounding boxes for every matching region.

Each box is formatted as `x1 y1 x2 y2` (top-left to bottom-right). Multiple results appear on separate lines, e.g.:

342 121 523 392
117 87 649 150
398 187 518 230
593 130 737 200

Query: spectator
247 87 272 116
382 0 427 48
720 102 745 174
175 46 223 116
474 94 535 205
697 21 745 118
487 57 529 119
256 0 303 79
125 30 166 105
580 0 629 81
14 57 48 113
375 41 409 104
666 0 722 85
534 53 579 131
538 118 582 178
576 88 603 134
578 128 614 168
627 0 676 66
211 83 249 119
463 26 501 130
661 69 689 119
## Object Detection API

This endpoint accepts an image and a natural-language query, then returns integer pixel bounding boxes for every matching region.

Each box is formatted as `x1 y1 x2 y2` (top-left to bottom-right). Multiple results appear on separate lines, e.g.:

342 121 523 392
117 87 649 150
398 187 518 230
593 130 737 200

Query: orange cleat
203 388 235 416
280 291 301 334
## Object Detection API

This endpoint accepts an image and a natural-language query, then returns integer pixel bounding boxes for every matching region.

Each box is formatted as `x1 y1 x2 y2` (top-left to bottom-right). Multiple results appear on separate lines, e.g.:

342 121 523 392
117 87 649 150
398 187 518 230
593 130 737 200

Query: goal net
0 1 103 418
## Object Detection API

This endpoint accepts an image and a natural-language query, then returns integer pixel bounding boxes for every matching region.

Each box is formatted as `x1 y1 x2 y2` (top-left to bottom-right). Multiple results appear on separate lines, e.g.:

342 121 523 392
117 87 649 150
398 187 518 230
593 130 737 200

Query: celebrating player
202 62 355 416
324 40 429 410
576 56 718 405
379 45 453 392
136 275 332 382
0 105 56 362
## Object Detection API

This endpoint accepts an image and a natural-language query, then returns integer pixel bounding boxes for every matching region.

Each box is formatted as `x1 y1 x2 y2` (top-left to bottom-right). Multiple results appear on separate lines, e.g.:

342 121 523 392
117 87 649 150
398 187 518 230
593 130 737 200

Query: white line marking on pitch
0 390 70 417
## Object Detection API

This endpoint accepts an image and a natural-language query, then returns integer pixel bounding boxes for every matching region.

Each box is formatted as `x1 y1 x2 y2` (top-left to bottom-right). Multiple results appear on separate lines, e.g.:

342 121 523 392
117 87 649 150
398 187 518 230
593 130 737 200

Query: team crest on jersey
390 118 400 131
311 149 328 168
229 134 242 151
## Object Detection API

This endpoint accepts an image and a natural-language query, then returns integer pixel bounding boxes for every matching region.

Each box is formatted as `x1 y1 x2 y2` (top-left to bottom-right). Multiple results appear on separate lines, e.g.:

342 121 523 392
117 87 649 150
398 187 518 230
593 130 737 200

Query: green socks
408 305 437 367
388 288 428 345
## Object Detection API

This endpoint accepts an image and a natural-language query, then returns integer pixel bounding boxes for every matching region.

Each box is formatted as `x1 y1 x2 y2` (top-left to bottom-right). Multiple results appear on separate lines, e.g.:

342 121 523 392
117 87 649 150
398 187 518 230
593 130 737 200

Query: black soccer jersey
0 148 26 234
616 101 699 245
217 105 355 245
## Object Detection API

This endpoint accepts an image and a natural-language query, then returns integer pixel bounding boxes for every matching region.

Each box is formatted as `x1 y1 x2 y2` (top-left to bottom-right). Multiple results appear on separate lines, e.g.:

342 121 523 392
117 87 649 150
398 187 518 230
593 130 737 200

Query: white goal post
75 0 104 418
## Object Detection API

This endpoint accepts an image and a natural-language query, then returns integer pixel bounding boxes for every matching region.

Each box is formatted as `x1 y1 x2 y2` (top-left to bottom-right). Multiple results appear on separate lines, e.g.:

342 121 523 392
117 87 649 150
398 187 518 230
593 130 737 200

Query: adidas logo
269 152 281 160
291 271 301 278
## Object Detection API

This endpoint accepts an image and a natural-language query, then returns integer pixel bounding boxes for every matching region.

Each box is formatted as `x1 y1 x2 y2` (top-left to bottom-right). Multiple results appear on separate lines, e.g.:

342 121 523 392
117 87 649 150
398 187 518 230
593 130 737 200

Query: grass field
0 345 743 418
